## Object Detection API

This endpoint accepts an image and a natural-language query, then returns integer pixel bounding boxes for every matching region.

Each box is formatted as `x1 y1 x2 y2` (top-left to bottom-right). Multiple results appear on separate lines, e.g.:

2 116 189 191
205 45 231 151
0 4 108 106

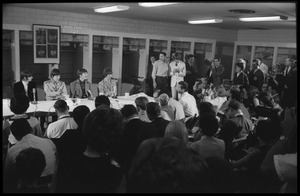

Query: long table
3 93 155 117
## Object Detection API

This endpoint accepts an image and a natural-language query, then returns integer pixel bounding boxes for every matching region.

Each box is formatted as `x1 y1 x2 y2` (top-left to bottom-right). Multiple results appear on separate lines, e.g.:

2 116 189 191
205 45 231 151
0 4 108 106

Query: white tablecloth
3 93 155 117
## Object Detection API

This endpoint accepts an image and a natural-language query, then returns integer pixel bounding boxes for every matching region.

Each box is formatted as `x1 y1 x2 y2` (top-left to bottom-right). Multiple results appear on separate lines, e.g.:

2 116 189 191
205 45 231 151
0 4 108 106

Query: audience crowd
3 56 297 193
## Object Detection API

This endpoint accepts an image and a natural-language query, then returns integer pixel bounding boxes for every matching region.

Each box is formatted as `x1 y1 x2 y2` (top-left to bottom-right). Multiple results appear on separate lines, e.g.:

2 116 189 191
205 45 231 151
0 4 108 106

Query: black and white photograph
3 2 297 194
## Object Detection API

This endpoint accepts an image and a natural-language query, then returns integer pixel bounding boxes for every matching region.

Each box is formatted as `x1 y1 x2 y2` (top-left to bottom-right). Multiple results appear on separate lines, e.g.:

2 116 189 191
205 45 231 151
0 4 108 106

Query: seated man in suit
13 70 38 102
98 67 117 97
44 69 68 101
70 68 93 99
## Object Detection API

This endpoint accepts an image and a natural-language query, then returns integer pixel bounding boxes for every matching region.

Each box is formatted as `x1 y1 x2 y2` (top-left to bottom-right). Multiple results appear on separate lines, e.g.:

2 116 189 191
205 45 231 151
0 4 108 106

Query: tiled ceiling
5 2 296 30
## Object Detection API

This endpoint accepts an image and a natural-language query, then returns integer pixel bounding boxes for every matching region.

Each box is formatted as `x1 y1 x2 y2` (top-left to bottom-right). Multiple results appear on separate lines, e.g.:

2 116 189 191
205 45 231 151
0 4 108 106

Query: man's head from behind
15 147 46 185
146 102 161 121
54 99 69 115
95 95 111 108
11 119 32 141
73 105 90 127
10 95 30 114
135 96 149 112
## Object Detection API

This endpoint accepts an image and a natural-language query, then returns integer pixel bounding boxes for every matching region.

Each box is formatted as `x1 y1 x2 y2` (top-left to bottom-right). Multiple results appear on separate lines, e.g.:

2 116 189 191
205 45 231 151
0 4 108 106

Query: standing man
70 68 93 99
257 58 269 83
44 69 68 100
281 57 297 108
206 58 225 86
169 53 186 100
184 54 197 95
233 59 249 88
248 59 264 91
145 56 156 96
152 52 169 92
13 70 38 102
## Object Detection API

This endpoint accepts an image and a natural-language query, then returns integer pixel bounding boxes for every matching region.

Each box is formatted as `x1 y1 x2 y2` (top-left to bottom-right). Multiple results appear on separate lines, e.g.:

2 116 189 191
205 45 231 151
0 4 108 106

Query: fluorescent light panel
94 5 129 13
239 16 288 22
138 3 177 7
188 19 223 24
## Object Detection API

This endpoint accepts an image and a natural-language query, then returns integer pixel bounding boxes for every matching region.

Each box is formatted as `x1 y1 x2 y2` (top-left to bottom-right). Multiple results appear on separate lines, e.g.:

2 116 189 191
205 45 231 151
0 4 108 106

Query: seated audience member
146 102 170 137
191 114 225 159
4 119 57 192
255 91 280 118
157 93 175 121
44 100 78 139
127 137 210 193
4 95 42 147
177 81 199 120
230 119 277 193
267 81 281 107
192 78 208 105
11 148 48 193
98 67 117 97
158 89 185 121
193 102 216 142
164 120 189 146
243 85 260 117
44 68 68 100
13 70 38 102
118 104 158 175
261 83 269 93
205 156 237 193
69 105 125 193
70 68 93 99
203 84 227 113
54 105 90 160
219 99 253 140
219 86 251 122
258 107 297 193
94 95 111 108
135 96 151 122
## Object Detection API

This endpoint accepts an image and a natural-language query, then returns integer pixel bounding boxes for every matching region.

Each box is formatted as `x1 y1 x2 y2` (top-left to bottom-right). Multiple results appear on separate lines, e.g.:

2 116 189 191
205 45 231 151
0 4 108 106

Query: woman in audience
203 84 227 114
66 105 125 193
254 91 281 118
229 119 277 192
127 137 210 193
164 120 189 145
191 114 225 159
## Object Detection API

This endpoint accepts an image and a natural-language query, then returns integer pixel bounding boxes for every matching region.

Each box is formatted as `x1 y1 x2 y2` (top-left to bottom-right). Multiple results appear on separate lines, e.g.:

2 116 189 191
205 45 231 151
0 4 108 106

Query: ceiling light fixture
188 19 223 24
239 16 288 22
94 5 129 13
138 3 177 7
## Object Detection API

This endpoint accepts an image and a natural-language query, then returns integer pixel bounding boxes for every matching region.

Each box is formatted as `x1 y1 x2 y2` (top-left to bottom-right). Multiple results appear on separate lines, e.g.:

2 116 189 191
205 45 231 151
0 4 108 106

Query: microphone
87 90 93 99
32 88 37 104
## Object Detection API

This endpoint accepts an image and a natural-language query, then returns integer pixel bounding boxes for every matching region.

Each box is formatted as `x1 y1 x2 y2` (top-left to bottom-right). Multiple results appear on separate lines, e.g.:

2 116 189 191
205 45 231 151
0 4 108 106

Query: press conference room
3 2 297 193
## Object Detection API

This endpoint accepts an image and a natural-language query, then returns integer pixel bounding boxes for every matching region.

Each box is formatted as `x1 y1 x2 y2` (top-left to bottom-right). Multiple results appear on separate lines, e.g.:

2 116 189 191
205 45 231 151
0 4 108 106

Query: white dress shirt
179 92 199 117
169 60 186 87
45 114 78 138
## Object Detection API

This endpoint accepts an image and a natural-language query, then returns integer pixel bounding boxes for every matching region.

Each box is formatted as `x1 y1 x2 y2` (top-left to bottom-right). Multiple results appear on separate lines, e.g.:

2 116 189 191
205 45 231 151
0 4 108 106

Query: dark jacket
13 81 37 101
233 71 249 89
248 68 264 91
70 79 92 98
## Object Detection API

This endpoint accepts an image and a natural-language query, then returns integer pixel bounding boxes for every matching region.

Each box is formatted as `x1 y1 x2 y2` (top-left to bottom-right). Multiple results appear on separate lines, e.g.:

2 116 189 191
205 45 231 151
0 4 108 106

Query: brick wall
237 29 296 43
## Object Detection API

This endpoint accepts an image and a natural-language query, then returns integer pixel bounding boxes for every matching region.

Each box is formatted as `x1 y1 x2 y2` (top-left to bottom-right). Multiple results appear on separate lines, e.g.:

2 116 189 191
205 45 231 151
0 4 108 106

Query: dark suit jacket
281 67 297 107
151 117 170 137
184 61 197 93
206 65 225 86
233 71 249 88
70 79 92 98
248 68 264 91
117 118 158 174
13 81 37 101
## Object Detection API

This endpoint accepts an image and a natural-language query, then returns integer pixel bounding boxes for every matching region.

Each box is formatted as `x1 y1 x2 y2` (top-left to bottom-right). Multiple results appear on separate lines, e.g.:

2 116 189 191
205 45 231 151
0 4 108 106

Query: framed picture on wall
33 24 60 64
